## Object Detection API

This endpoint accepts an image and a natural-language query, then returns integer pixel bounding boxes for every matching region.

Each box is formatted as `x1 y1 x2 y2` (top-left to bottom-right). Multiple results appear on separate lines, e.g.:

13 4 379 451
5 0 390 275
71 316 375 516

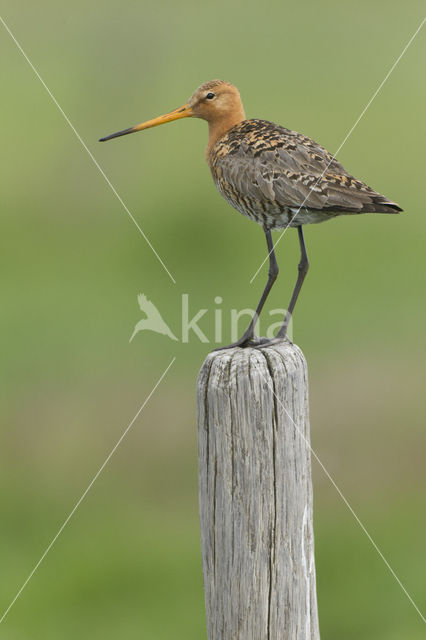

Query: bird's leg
215 228 279 350
257 226 309 348
278 226 309 338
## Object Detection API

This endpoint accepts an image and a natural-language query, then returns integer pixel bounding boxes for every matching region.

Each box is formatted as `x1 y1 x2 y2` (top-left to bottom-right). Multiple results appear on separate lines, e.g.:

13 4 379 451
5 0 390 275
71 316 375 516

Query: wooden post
197 343 320 640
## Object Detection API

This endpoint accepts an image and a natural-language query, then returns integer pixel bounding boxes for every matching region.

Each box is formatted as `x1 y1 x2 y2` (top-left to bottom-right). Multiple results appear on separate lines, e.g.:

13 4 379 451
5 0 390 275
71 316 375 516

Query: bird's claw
254 336 291 349
214 335 290 351
213 334 259 351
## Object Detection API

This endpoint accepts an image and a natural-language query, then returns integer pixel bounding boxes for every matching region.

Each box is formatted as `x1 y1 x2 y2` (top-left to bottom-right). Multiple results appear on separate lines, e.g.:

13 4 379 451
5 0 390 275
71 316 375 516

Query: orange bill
99 104 193 142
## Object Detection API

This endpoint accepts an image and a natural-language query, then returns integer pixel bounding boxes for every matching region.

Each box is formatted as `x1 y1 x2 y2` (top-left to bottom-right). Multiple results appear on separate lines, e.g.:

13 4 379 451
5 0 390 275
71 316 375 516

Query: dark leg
215 228 279 350
258 226 309 348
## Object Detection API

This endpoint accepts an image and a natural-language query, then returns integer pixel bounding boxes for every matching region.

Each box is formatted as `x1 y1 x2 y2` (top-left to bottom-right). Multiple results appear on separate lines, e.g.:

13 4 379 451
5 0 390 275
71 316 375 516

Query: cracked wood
197 343 320 639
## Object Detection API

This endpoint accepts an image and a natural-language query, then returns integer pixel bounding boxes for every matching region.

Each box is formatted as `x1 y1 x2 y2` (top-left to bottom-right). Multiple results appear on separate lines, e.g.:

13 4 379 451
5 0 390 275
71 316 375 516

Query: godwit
100 80 402 348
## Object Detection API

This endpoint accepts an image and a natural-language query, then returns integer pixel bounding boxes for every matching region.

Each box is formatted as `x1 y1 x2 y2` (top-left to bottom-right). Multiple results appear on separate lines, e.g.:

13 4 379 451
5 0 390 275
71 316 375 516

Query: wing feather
210 120 401 215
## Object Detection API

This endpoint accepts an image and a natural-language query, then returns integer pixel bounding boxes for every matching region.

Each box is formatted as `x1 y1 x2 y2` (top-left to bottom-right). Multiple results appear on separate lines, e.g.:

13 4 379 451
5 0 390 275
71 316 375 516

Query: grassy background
1 1 425 637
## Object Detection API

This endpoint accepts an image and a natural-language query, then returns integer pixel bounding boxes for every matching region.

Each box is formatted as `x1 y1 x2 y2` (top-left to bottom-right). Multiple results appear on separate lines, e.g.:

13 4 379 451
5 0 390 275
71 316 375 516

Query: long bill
99 104 193 142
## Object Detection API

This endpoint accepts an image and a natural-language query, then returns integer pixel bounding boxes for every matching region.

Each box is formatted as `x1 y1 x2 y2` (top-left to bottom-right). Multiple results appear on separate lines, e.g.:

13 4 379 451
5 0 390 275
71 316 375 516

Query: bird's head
187 80 244 123
99 80 245 142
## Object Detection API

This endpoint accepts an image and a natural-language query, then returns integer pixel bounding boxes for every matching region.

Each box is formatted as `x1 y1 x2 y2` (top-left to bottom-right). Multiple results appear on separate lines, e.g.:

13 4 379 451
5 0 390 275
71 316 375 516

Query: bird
129 294 178 343
100 80 402 349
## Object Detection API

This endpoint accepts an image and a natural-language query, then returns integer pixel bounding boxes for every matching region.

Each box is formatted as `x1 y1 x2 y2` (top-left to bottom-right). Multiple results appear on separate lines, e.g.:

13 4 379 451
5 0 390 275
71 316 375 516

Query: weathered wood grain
197 343 320 640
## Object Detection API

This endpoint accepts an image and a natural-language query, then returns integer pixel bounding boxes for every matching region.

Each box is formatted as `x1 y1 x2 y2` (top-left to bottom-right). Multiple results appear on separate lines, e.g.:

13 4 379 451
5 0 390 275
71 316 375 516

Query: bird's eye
206 92 215 100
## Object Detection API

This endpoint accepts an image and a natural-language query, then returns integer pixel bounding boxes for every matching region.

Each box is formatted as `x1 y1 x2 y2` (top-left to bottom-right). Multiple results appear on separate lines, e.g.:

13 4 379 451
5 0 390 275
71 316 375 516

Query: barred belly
216 180 338 229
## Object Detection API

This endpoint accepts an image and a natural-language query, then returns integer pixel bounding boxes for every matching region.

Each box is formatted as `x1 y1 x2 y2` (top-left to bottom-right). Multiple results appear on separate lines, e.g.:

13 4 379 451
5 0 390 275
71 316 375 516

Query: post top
198 342 307 395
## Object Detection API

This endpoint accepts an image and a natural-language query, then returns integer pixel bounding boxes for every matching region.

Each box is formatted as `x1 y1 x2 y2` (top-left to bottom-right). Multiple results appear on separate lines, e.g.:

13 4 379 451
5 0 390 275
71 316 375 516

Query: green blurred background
1 1 425 638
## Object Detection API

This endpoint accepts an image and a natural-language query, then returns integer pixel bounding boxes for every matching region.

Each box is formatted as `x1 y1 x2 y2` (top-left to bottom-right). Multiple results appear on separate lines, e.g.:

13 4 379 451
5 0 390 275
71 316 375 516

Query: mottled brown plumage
209 118 401 230
100 79 402 348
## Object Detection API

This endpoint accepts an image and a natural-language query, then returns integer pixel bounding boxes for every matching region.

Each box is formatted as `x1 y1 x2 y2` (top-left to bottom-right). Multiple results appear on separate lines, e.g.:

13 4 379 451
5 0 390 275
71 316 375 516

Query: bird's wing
212 120 401 213
138 294 163 320
136 293 178 340
138 293 148 309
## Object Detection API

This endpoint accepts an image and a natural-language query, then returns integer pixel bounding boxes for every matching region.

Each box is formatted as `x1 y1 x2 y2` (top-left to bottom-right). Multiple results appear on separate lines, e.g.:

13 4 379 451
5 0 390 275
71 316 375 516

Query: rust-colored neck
206 107 246 158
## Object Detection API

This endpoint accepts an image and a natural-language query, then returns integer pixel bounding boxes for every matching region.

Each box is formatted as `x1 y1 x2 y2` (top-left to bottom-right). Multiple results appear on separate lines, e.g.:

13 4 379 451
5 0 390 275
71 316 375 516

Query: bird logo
129 294 178 343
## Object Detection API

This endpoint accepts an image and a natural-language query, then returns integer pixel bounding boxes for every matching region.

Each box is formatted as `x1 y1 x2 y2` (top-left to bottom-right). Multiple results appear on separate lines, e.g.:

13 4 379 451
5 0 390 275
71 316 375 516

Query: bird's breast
207 121 296 228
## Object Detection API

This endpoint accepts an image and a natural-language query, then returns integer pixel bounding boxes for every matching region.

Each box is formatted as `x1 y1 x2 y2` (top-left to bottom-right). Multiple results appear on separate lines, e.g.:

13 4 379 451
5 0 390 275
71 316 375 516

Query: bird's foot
214 334 267 351
254 335 292 349
214 334 292 351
